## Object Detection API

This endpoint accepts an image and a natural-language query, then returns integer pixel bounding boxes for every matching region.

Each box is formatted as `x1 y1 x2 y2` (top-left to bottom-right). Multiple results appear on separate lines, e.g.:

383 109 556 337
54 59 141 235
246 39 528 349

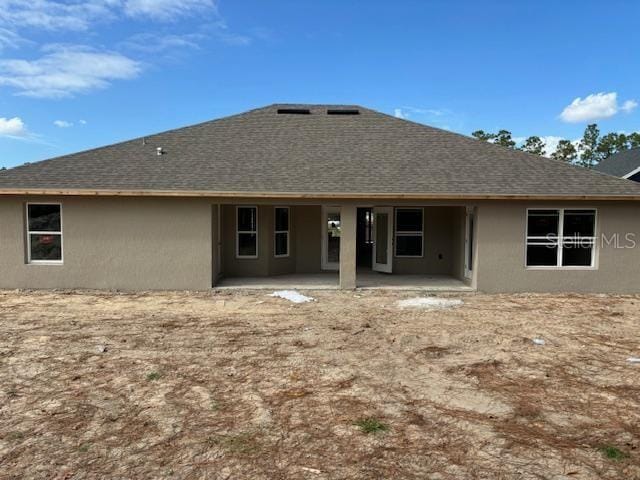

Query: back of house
1 104 639 293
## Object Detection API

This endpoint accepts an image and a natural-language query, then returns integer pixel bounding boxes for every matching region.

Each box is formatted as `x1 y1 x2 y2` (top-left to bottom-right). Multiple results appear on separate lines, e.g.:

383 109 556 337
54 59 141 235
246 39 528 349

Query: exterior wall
294 205 322 273
221 204 321 277
392 206 462 276
0 196 213 290
476 201 640 293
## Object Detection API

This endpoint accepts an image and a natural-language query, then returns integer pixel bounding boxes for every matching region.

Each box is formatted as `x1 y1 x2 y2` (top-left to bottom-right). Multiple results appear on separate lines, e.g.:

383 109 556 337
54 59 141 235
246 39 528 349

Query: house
1 104 639 293
594 148 640 182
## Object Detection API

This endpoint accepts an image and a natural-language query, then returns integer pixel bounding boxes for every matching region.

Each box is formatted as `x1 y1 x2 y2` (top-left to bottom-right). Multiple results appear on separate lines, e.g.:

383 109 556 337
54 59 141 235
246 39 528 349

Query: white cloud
123 0 216 21
0 0 118 31
394 108 409 119
121 32 204 53
0 27 27 51
560 92 638 123
0 44 142 98
0 0 215 31
53 119 73 128
622 99 638 113
539 136 565 156
0 116 28 138
79 119 87 124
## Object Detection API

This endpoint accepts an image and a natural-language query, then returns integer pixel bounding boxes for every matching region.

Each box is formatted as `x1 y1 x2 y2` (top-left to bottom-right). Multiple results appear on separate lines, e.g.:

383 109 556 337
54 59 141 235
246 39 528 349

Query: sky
0 0 639 168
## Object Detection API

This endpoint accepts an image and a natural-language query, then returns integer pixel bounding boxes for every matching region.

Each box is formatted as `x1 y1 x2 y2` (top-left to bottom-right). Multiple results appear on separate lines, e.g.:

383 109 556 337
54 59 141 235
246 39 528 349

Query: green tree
551 139 578 163
597 132 629 159
578 124 601 169
627 132 640 149
471 130 495 142
493 130 516 149
520 136 546 156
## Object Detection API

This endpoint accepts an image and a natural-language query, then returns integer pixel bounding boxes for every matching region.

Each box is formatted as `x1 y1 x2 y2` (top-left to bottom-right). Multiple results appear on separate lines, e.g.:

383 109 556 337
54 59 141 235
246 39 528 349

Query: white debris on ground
397 297 463 309
627 357 640 364
268 290 315 303
532 338 546 346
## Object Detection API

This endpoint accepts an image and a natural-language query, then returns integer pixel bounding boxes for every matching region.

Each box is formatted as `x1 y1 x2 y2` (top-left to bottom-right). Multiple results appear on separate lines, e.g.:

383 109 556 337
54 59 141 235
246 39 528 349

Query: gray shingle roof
1 104 639 198
593 148 640 178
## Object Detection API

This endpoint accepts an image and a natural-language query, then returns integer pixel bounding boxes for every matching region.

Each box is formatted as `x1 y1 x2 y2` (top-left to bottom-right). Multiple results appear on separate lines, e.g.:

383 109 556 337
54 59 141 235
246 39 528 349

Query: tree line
471 125 640 169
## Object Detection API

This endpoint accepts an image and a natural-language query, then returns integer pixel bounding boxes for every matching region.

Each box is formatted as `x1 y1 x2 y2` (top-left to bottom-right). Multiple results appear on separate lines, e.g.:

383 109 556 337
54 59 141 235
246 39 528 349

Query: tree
551 139 578 163
520 136 546 156
596 132 629 159
493 130 516 149
578 124 601 169
627 132 640 149
471 130 495 142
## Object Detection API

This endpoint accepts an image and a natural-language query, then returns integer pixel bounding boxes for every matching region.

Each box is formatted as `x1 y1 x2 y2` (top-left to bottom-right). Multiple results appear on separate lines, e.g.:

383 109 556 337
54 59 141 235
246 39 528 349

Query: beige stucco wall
392 206 464 276
0 196 213 290
476 201 640 293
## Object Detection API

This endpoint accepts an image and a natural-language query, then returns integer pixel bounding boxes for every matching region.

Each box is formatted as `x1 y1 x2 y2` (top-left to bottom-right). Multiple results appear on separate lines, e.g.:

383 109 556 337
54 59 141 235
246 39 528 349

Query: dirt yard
1 289 639 479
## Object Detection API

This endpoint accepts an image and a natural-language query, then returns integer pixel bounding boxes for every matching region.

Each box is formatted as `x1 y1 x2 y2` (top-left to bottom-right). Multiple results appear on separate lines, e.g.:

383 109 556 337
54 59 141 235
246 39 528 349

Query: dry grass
0 289 639 479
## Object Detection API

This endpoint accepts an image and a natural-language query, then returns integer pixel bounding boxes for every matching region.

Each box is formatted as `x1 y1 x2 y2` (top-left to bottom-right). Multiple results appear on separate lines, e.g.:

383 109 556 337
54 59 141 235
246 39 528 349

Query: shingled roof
593 148 640 178
1 104 639 199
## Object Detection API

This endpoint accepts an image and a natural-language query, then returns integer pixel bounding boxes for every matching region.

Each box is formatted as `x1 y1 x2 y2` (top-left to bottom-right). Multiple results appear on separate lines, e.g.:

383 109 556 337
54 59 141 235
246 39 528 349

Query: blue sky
0 0 639 168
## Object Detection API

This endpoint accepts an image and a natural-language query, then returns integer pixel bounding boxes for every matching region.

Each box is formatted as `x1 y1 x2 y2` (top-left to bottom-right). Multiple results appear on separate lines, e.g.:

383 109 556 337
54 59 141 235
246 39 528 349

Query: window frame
236 205 258 259
274 206 290 258
525 207 598 270
26 202 64 265
394 207 424 258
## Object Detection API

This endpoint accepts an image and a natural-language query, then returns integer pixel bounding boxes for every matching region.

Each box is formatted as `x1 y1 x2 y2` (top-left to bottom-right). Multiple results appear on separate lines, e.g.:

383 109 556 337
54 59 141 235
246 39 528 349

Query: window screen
27 204 62 262
237 207 258 258
274 207 289 257
395 208 423 256
526 209 596 267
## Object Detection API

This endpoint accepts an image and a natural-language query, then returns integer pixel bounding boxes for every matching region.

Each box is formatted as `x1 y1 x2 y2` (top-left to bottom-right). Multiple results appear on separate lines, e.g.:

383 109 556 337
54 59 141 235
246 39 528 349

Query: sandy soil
0 289 639 479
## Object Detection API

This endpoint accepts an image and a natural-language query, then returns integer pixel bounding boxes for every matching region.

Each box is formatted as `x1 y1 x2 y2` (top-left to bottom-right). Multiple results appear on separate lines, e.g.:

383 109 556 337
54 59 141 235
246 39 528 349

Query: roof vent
277 108 311 115
327 109 360 115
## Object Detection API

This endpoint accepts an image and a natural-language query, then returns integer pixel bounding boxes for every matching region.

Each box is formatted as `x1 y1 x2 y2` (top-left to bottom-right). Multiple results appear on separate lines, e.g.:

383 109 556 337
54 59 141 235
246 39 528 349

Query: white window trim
525 207 598 270
274 206 290 258
26 202 64 265
236 205 258 259
394 207 424 258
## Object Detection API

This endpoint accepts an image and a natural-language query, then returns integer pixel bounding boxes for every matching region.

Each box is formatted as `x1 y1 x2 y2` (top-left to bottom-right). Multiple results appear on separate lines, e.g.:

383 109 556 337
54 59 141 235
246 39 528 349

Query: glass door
321 206 341 270
372 207 393 273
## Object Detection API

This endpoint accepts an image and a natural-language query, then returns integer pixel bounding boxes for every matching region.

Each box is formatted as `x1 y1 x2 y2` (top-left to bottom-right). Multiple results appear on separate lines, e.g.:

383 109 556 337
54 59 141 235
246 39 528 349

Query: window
274 207 289 257
27 203 63 263
236 206 258 258
526 209 596 268
395 208 423 257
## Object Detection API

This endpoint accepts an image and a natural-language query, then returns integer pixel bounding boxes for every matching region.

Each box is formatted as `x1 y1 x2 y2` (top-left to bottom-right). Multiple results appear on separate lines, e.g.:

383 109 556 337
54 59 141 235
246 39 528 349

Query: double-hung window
236 206 258 258
274 207 289 257
27 203 63 264
395 208 424 257
526 209 596 268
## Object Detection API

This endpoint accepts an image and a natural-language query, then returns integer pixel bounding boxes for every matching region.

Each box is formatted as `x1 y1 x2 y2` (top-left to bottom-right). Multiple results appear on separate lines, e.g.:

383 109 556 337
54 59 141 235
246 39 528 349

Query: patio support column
339 204 357 289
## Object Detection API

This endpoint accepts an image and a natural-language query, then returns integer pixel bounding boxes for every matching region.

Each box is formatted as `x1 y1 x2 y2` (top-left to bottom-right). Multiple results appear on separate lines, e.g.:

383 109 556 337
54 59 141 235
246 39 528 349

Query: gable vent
327 109 359 115
277 108 311 115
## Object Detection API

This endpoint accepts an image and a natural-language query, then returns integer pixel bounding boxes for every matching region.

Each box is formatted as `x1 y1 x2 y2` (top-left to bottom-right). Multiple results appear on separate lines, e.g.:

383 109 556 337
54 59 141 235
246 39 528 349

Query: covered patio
214 203 477 291
216 271 474 292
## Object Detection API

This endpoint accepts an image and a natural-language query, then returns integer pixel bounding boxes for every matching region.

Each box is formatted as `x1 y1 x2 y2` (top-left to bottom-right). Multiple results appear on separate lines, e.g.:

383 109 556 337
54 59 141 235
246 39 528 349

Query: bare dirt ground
1 289 639 479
